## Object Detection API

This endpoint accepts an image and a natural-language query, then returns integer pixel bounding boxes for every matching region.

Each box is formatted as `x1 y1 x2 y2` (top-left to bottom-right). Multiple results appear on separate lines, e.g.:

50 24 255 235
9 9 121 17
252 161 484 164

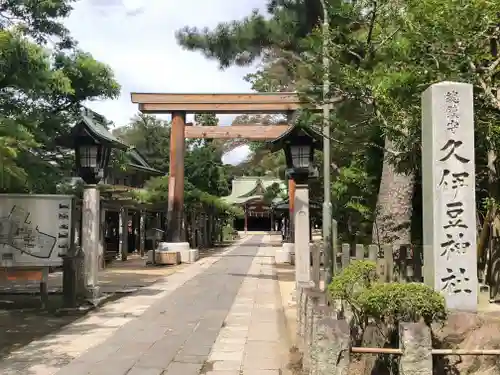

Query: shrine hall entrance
235 216 272 232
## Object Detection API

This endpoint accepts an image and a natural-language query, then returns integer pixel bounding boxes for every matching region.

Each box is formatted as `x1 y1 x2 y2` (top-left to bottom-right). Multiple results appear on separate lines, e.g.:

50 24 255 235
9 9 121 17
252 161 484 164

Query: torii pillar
167 112 186 242
163 112 198 262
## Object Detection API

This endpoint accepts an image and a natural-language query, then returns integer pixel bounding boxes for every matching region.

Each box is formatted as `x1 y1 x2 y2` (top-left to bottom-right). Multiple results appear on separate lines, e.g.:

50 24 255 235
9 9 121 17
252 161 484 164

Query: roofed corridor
0 235 289 375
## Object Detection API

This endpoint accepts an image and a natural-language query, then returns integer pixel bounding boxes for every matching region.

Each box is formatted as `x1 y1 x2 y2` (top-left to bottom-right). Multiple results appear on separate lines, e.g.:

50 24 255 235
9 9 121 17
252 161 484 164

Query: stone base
147 250 181 265
158 242 199 263
276 243 293 264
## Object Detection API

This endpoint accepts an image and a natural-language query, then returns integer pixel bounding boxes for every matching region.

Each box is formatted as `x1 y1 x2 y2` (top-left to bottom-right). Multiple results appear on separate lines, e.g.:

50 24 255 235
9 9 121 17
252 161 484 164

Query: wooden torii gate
130 92 305 243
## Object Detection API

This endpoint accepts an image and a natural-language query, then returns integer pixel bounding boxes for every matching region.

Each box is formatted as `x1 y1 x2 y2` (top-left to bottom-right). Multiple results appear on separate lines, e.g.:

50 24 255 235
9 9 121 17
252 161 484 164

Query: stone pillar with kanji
422 81 478 311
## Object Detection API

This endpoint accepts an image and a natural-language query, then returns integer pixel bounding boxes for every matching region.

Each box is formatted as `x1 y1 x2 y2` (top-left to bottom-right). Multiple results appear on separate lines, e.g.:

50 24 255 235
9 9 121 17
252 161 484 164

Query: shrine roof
222 176 285 205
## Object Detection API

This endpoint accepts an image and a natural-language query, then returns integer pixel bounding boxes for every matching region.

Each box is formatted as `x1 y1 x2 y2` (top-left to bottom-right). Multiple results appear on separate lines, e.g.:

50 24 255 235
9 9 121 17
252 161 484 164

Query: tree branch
373 27 401 53
469 59 500 110
487 56 500 76
366 0 377 54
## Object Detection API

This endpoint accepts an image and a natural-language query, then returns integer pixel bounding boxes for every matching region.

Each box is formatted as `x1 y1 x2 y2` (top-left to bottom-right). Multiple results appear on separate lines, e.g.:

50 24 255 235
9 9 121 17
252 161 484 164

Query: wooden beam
184 125 290 140
132 92 309 113
131 92 300 104
138 102 303 114
131 92 343 114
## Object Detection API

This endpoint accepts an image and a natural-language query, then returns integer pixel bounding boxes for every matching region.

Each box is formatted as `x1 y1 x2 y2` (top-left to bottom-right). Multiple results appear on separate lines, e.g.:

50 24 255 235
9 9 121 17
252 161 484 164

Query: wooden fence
332 243 424 282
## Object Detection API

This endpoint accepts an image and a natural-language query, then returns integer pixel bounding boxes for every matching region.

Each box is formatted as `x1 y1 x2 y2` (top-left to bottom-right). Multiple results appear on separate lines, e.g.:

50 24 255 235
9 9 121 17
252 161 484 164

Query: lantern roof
267 123 323 153
58 107 129 150
271 197 322 211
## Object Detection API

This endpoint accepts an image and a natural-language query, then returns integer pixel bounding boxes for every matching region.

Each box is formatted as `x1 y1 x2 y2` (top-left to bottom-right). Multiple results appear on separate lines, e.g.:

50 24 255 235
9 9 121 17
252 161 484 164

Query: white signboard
422 82 478 311
0 194 73 268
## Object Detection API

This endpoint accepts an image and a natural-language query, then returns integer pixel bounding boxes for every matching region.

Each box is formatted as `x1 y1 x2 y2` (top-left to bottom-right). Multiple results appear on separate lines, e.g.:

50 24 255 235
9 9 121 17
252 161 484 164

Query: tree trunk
371 136 415 247
362 139 415 375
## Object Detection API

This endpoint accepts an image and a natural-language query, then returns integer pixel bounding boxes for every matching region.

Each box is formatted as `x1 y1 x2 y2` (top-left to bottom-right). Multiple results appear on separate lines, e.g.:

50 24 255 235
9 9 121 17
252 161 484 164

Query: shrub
328 260 378 304
328 261 447 326
357 282 447 325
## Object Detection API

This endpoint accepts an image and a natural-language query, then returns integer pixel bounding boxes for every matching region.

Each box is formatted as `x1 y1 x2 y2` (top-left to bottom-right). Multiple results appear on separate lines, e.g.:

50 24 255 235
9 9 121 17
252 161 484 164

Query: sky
64 0 266 164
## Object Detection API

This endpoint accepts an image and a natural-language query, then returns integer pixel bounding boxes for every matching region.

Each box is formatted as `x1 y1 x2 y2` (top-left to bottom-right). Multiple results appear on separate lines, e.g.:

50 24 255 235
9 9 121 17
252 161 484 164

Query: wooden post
166 111 186 243
288 179 296 241
134 211 140 252
119 207 128 261
196 213 203 248
244 205 248 233
139 209 146 257
189 210 196 248
99 206 106 269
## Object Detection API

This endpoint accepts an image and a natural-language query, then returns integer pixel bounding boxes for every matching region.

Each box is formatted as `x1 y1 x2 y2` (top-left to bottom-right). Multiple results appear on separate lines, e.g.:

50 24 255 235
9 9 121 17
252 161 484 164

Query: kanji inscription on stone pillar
422 81 477 311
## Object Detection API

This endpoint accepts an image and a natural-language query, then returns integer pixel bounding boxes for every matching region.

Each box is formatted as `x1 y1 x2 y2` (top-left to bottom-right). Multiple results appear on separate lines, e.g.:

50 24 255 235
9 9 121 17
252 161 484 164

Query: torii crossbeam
130 92 307 246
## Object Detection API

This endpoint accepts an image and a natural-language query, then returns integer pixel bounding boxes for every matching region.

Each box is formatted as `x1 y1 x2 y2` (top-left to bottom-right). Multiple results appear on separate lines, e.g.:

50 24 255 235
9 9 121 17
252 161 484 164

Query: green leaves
116 114 238 217
0 0 75 46
113 114 170 173
329 261 447 326
0 1 120 193
358 282 447 325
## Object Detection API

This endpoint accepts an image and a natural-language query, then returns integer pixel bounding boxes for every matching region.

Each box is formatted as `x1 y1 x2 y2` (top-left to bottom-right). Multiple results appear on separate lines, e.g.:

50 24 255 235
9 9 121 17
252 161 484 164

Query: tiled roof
223 176 286 204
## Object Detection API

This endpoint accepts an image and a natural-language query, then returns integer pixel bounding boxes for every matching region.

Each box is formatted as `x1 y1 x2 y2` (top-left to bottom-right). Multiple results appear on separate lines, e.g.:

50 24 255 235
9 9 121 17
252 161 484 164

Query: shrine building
223 176 286 232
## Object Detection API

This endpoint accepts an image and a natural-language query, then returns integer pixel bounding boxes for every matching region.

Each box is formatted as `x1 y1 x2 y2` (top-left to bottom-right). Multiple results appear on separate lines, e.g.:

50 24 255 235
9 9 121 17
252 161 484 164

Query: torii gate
130 92 306 248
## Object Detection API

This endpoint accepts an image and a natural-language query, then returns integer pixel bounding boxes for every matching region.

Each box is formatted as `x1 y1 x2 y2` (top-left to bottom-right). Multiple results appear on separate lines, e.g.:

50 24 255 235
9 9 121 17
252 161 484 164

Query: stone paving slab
0 237 256 375
0 236 289 375
206 244 288 373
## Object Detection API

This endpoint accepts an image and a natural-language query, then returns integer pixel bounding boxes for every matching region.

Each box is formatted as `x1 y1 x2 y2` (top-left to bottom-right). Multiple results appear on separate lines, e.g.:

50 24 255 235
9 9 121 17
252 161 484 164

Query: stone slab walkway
0 235 288 375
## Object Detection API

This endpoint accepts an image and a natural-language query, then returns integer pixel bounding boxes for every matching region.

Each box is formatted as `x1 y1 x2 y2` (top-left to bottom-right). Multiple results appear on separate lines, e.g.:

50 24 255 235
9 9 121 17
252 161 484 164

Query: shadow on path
0 240 243 362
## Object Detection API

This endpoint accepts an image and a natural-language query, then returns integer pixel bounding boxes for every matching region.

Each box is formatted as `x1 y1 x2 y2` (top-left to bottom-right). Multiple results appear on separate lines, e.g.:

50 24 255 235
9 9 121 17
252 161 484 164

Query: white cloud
222 144 251 165
64 0 266 163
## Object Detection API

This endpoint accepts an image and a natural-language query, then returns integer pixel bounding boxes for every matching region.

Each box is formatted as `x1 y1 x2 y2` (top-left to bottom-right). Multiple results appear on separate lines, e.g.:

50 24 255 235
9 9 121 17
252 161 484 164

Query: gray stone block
311 317 350 375
399 322 432 375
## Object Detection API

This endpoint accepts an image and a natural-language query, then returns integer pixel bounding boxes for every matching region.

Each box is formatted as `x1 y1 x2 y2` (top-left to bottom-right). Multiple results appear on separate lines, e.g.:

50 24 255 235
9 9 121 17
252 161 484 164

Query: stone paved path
0 235 288 375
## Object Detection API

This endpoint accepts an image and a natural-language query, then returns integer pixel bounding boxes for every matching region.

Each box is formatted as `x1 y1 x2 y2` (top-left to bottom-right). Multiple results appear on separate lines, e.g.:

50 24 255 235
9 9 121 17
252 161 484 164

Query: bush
328 261 447 326
357 282 447 325
328 260 378 304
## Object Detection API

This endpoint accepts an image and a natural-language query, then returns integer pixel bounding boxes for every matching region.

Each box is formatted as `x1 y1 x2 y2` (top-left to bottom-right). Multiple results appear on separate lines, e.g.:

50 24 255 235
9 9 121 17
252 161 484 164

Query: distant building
222 176 285 231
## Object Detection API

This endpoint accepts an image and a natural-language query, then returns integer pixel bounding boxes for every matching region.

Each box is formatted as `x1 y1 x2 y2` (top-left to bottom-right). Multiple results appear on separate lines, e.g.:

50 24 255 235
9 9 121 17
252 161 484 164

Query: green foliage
185 142 230 196
358 282 447 325
262 182 285 204
176 0 323 69
328 260 378 303
222 224 238 242
112 114 170 172
0 1 120 194
177 0 500 245
142 176 243 218
328 261 447 327
112 110 241 219
0 0 75 46
194 113 218 126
